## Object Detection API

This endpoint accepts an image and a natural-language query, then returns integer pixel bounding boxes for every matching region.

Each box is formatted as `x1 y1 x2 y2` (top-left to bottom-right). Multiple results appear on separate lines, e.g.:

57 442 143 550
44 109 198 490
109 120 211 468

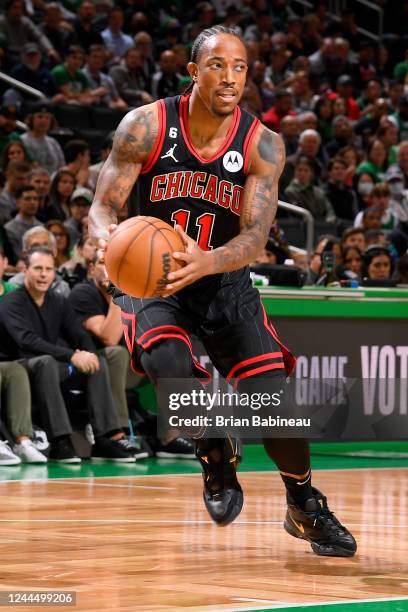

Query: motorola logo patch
223 151 243 172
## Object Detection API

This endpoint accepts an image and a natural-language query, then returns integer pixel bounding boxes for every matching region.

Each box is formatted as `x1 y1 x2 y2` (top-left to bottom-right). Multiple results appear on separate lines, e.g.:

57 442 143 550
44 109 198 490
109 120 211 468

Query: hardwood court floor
0 463 407 612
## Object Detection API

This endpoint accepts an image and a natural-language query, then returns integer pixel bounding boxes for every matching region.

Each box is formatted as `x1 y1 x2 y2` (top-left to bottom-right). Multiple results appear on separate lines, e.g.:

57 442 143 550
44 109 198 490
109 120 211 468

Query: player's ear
187 62 198 82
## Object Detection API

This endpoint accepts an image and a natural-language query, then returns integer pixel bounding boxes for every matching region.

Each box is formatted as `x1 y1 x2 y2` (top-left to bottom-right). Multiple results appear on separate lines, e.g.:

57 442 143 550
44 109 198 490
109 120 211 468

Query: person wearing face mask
385 166 408 224
353 171 374 210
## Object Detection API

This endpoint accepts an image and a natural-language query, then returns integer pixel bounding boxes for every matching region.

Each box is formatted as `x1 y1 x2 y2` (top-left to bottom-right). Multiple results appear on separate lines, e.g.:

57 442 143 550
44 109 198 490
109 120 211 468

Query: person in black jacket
0 246 136 463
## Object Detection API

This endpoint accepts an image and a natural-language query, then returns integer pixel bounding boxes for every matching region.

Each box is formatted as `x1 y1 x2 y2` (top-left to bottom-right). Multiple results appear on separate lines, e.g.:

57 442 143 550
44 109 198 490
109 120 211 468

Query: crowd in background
0 0 407 464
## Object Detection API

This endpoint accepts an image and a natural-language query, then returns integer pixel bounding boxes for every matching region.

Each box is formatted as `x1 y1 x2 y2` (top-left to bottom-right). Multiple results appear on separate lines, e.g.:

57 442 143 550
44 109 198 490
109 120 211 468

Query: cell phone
321 251 336 270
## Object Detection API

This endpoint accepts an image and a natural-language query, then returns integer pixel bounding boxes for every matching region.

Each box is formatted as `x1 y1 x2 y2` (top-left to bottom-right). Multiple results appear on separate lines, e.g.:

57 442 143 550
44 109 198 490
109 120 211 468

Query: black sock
262 438 313 509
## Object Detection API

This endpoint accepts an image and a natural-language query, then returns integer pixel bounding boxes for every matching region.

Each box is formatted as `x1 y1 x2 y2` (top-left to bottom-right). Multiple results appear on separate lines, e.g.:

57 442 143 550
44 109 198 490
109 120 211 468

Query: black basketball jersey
133 95 260 251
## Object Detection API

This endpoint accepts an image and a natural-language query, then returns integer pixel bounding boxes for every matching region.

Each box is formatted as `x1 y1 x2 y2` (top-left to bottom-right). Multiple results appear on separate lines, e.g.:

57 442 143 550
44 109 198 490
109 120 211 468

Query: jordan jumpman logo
161 143 178 163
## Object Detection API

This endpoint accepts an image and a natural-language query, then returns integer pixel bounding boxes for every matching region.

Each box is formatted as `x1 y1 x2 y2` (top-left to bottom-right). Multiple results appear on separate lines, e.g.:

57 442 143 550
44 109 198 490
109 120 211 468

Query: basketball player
89 26 356 557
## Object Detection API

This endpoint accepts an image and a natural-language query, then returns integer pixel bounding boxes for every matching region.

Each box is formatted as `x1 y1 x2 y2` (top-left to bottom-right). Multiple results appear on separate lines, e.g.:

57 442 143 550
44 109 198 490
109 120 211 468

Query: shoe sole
90 457 136 463
49 458 82 464
283 520 356 557
132 452 149 459
155 452 195 459
0 459 21 465
204 489 244 526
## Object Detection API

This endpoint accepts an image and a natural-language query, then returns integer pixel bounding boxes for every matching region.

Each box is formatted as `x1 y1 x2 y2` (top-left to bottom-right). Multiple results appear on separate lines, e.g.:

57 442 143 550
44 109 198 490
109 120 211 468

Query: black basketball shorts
114 269 295 388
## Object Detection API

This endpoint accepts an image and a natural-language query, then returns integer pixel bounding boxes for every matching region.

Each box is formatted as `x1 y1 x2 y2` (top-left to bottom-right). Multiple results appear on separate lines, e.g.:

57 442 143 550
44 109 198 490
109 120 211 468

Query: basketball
105 216 185 298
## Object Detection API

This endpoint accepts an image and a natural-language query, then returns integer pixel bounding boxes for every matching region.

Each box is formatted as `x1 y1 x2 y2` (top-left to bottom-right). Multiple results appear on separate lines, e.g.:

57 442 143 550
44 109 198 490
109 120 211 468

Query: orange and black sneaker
195 435 243 526
284 487 357 557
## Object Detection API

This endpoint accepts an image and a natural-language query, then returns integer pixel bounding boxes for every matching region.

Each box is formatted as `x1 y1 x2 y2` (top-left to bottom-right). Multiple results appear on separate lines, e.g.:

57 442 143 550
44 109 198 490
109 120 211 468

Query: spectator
342 245 362 279
289 71 313 112
377 119 399 166
109 47 153 108
280 115 299 156
354 182 398 231
393 49 408 82
327 75 360 120
152 50 182 100
297 110 318 132
0 104 20 160
0 246 47 464
101 7 133 62
360 207 383 232
4 186 43 262
357 139 388 182
325 115 356 158
325 157 359 221
60 232 95 285
306 235 342 285
355 97 389 139
1 140 30 172
352 42 377 91
64 187 92 247
21 104 65 176
0 0 59 66
313 95 333 141
133 32 154 92
244 9 273 43
62 140 91 188
390 141 408 189
388 80 404 114
354 171 375 210
308 37 334 78
384 166 408 225
5 43 61 107
361 245 393 281
47 169 76 221
38 3 70 60
266 46 291 87
332 96 347 118
0 162 31 225
262 89 295 132
29 167 51 223
46 220 71 268
365 229 387 247
249 60 274 112
341 227 366 254
82 44 127 110
284 156 335 222
9 226 70 298
51 46 93 106
0 246 136 463
391 94 408 142
66 0 104 53
337 145 361 187
281 129 327 192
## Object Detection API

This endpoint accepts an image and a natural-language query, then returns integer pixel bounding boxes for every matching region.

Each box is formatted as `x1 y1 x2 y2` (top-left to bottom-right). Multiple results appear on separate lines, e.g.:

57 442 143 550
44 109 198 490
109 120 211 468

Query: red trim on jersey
243 118 260 174
226 351 282 382
140 100 166 174
179 94 241 164
138 324 190 346
121 312 136 354
137 325 212 383
261 304 296 376
130 357 145 376
234 362 285 387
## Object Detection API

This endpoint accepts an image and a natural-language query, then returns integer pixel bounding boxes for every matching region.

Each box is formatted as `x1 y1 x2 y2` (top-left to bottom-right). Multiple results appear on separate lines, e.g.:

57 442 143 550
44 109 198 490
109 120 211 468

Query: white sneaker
14 439 47 464
0 440 21 465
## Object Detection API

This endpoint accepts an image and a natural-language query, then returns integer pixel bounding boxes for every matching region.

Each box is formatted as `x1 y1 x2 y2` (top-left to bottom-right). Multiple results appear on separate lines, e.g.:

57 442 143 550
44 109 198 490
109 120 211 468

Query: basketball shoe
284 487 357 557
195 435 243 526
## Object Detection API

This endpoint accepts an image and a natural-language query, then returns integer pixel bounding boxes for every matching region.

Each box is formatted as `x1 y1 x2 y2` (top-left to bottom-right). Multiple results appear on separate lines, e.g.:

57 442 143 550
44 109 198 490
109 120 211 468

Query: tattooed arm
88 103 158 242
165 125 285 295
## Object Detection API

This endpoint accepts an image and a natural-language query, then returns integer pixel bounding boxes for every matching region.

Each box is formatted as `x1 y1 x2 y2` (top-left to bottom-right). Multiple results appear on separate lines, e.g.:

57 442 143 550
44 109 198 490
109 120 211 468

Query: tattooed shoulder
112 103 158 164
257 127 285 172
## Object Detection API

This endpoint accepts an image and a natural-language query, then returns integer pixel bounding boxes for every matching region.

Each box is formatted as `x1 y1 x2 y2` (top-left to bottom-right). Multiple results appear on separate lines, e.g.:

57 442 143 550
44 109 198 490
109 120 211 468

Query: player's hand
163 225 214 297
97 224 117 264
